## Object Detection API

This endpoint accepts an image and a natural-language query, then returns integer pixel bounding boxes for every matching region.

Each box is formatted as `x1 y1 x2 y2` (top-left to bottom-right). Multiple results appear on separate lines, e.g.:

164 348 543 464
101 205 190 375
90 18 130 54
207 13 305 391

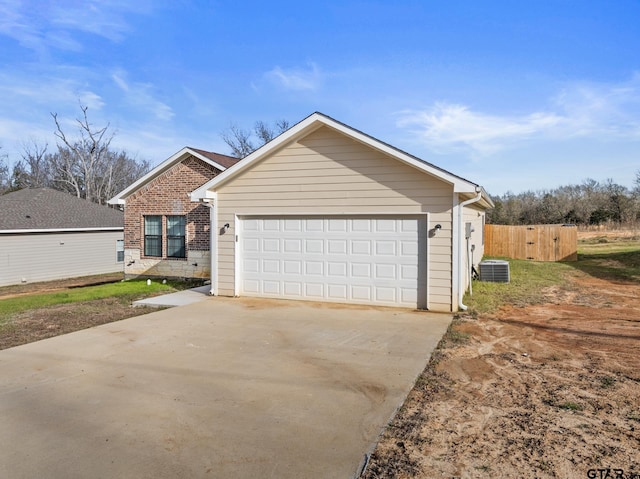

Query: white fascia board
0 227 124 234
108 147 228 205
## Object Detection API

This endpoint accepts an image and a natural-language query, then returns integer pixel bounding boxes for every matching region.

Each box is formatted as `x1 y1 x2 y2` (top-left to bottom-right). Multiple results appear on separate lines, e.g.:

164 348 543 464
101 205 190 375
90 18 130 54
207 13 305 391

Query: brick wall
123 156 220 278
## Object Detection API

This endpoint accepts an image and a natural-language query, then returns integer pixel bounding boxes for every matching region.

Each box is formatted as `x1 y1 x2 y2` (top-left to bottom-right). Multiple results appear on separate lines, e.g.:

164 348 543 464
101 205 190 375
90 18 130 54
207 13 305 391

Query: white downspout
201 195 217 296
458 188 483 311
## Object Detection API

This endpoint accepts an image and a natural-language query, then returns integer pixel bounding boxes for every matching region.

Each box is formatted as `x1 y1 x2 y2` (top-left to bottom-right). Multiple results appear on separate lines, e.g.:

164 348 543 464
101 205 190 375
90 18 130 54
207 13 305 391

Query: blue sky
1 0 639 195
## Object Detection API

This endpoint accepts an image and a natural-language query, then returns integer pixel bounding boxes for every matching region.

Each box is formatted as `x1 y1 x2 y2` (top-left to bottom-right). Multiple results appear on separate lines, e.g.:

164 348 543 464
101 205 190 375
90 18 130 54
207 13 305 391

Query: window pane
144 216 162 235
167 237 185 258
144 236 162 257
167 215 186 258
167 216 185 236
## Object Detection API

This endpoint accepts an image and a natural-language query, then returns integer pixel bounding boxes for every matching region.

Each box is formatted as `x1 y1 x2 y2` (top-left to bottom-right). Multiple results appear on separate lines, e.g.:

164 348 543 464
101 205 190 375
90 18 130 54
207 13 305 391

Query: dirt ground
0 273 158 350
364 237 640 478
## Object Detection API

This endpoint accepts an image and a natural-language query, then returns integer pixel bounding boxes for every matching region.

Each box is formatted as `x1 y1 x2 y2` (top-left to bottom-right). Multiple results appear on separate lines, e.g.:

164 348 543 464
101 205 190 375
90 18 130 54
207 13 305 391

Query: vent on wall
479 260 510 283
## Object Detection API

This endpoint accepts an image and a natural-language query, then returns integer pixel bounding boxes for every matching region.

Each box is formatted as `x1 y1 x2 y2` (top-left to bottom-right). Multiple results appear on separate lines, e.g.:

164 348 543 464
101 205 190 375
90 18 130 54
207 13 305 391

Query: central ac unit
479 260 510 283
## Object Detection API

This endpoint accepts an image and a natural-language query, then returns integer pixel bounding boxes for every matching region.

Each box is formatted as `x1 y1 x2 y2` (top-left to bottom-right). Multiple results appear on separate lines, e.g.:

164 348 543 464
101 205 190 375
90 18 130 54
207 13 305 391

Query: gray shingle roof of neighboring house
0 188 124 231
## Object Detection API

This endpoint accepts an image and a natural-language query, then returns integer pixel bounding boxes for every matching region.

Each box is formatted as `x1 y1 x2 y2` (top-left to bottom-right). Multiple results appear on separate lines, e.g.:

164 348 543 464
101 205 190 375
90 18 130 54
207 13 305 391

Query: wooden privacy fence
484 224 578 262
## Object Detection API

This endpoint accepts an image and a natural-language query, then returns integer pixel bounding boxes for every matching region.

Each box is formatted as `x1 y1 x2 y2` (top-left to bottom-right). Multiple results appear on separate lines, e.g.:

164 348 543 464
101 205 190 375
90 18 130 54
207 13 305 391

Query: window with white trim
144 215 162 257
166 215 186 258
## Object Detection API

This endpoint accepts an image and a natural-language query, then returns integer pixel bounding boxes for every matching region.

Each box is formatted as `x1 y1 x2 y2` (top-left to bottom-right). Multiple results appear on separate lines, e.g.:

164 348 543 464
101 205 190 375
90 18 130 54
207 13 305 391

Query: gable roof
0 188 123 233
108 147 239 205
190 112 493 208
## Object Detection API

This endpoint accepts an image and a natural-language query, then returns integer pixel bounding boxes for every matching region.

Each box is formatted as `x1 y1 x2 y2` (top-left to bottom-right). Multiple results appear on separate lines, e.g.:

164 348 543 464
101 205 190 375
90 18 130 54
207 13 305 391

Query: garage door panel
401 264 418 280
243 259 260 273
328 284 348 300
352 219 371 231
244 238 260 253
351 240 371 255
240 217 426 308
401 288 418 303
263 238 280 253
284 219 302 231
284 282 302 296
328 262 347 277
351 263 371 278
263 219 279 231
328 240 347 254
351 285 372 301
375 241 396 256
283 260 302 274
305 283 324 297
243 279 260 294
283 239 301 253
305 218 324 232
305 239 323 254
400 240 418 256
375 264 396 280
305 261 324 275
375 287 396 302
328 219 348 232
375 219 396 232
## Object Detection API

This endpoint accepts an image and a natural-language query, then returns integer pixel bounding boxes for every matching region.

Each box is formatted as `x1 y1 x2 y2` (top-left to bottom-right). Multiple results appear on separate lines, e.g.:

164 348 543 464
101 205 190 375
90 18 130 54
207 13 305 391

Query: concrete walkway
0 297 451 479
133 284 211 307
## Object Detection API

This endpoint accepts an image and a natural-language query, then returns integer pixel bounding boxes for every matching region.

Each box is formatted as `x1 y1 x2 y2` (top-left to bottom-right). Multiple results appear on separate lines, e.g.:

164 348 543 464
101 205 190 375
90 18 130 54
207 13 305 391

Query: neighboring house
0 188 124 287
190 112 493 312
108 147 239 280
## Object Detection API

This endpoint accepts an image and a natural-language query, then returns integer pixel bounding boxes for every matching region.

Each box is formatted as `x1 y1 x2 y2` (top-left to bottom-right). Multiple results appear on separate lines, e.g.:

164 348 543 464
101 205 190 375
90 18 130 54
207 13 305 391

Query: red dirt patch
363 273 640 479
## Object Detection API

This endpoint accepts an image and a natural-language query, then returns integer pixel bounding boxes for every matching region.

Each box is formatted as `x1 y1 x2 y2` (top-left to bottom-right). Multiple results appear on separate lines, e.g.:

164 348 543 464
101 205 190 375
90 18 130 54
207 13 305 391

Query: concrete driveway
0 297 451 479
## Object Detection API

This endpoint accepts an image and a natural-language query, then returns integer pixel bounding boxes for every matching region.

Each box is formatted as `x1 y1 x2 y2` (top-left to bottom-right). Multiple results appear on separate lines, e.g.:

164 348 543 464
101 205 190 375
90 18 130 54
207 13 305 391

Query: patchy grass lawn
0 275 205 350
363 232 640 479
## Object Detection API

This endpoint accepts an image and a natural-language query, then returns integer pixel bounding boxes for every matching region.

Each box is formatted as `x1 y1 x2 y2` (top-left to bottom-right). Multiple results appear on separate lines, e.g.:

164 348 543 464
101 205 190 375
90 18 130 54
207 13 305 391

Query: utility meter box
465 222 475 239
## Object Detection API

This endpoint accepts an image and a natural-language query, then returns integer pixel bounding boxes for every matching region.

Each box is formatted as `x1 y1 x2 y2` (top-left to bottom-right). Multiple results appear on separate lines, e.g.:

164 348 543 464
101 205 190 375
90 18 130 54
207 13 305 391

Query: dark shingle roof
188 148 241 169
0 188 124 231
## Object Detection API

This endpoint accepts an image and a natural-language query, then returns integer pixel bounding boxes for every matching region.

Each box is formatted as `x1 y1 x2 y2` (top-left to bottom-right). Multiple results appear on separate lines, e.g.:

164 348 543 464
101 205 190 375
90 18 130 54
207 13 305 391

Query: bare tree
12 140 51 189
222 119 290 158
50 105 150 204
221 124 255 159
0 147 10 194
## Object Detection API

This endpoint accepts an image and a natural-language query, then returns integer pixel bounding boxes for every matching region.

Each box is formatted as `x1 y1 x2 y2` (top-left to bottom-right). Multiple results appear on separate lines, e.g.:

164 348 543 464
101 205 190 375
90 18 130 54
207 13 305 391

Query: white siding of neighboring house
214 126 456 312
0 230 124 287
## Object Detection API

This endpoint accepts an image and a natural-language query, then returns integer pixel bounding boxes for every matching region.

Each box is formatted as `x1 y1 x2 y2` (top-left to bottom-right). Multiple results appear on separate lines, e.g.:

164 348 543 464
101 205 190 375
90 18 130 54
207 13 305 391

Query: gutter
457 188 483 311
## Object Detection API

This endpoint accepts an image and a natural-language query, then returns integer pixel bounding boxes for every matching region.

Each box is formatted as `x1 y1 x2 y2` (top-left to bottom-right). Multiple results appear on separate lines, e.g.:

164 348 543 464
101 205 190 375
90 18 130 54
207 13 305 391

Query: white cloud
398 74 640 157
0 70 103 109
112 70 174 121
398 103 563 156
0 0 153 51
264 62 323 91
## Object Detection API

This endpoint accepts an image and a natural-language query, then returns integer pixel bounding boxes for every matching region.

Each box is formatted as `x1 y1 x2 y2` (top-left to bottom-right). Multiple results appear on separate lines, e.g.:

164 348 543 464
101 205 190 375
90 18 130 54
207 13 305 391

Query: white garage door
239 216 427 308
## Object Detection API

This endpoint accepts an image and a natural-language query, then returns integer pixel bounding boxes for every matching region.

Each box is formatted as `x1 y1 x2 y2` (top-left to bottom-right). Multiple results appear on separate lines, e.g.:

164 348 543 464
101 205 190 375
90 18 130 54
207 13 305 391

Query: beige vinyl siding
0 230 123 287
215 126 455 311
461 203 486 292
